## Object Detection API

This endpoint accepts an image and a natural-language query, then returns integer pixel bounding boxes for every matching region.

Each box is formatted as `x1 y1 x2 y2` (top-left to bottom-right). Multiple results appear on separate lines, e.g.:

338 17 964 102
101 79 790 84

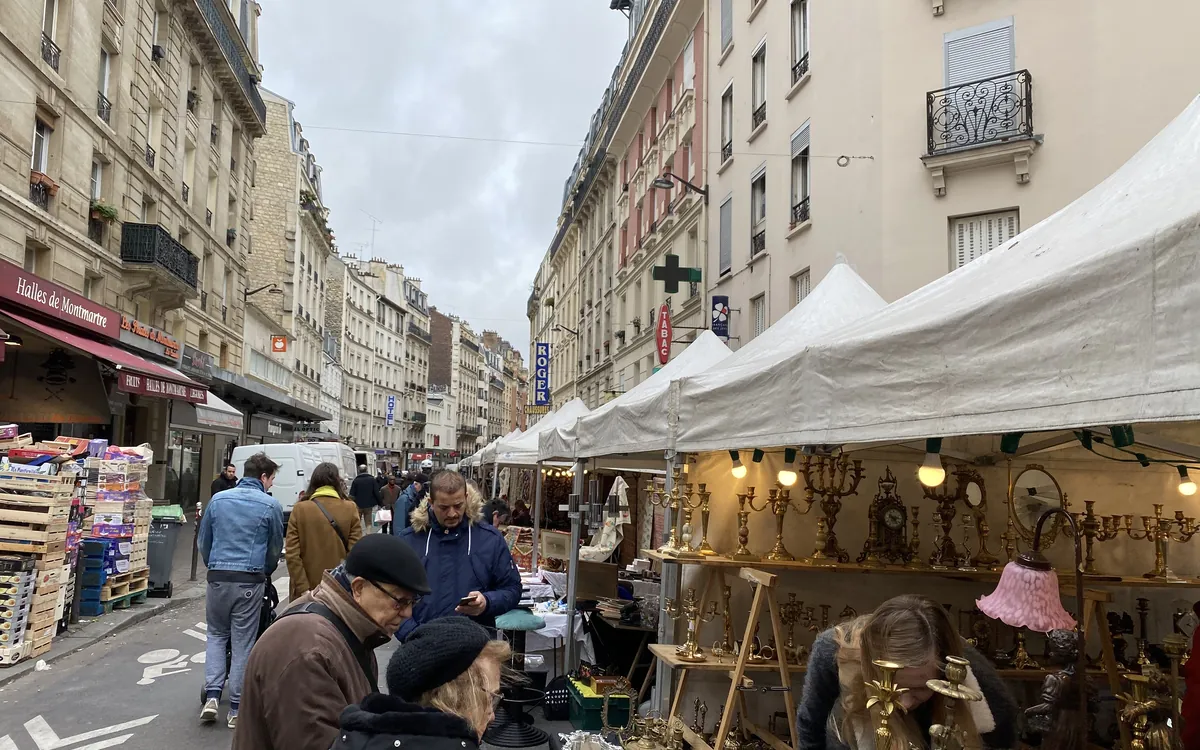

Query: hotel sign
116 371 207 403
0 259 118 337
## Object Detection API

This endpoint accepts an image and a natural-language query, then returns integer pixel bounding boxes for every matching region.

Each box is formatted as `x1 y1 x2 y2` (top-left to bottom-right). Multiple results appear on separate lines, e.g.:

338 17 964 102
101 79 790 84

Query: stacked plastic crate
80 456 152 616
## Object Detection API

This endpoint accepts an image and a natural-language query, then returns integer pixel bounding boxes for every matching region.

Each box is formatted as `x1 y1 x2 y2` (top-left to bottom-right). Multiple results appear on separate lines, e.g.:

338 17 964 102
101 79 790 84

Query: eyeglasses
481 688 504 709
367 579 422 611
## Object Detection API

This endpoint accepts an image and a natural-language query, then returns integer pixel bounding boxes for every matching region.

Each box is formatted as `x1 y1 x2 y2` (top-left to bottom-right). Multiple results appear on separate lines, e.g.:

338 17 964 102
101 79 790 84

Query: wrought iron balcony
411 412 427 424
205 208 213 226
97 92 112 123
406 322 432 344
29 182 50 210
926 70 1033 156
721 140 733 163
792 53 810 84
41 34 60 71
88 218 104 244
145 144 156 169
120 223 200 288
750 229 767 256
752 102 767 129
193 0 267 128
790 196 811 226
211 124 219 147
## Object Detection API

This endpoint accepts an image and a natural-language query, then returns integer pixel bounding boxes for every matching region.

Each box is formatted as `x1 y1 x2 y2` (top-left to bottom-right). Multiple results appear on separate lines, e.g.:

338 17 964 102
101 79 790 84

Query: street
0 574 400 750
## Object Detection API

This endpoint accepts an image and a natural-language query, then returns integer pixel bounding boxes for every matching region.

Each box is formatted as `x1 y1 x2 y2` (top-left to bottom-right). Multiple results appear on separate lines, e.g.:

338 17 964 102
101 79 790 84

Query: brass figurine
957 513 977 572
664 588 717 662
928 655 985 750
929 512 951 570
798 453 866 563
1012 630 1041 670
865 659 908 750
764 488 796 561
1118 672 1176 750
731 486 765 561
711 585 736 658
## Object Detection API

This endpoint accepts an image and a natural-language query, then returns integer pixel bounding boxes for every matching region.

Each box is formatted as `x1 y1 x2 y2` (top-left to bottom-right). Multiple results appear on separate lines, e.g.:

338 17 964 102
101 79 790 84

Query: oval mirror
964 481 984 508
1009 466 1063 542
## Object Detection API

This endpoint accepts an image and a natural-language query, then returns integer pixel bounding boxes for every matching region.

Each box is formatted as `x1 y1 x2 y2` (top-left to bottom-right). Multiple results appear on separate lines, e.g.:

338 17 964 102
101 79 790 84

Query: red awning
1 310 207 402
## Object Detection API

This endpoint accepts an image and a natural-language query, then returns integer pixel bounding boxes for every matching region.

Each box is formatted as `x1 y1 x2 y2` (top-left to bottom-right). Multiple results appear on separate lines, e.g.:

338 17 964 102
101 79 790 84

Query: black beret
387 617 492 700
344 534 431 595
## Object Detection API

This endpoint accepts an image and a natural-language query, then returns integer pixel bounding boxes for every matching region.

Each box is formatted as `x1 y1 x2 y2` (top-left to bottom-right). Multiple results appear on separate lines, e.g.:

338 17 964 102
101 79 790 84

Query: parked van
306 442 358 486
230 443 323 516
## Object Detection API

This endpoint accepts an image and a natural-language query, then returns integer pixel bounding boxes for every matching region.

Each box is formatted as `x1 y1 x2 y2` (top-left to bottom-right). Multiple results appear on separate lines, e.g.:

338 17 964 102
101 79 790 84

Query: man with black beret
233 534 430 750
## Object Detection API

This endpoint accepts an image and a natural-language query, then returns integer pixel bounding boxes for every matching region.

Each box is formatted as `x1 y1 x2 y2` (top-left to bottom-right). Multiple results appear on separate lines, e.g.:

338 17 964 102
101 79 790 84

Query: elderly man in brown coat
233 534 430 750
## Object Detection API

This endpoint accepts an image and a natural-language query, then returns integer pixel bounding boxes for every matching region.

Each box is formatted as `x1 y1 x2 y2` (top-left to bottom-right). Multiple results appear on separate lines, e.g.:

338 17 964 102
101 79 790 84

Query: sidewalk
0 514 209 687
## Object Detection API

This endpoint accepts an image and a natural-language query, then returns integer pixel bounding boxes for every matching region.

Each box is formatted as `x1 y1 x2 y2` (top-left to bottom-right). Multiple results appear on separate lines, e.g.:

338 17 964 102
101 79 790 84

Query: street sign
652 253 702 294
711 295 730 338
533 342 551 406
656 303 672 365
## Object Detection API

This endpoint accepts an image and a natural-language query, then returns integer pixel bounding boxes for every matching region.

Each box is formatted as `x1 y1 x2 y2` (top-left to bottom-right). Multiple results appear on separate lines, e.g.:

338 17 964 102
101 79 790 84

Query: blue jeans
204 580 264 708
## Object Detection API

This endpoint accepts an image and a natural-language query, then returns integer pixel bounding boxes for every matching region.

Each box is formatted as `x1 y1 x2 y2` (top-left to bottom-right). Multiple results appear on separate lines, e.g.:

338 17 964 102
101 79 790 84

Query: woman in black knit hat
335 616 510 749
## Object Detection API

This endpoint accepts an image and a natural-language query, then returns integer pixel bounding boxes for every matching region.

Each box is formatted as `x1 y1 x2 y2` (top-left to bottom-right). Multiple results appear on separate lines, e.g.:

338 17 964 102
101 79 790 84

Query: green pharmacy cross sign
652 253 702 294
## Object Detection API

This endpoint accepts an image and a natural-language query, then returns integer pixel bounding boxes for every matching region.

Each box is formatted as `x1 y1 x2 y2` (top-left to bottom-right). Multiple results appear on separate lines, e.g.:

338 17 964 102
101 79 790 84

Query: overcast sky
257 1 629 361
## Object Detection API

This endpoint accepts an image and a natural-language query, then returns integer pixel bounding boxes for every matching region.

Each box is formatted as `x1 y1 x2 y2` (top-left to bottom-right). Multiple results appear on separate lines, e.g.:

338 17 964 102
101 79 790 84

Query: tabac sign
655 304 672 365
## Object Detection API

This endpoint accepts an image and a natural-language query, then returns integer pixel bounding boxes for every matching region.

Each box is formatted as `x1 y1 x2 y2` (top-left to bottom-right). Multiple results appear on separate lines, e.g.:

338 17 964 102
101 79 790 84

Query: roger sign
533 342 550 406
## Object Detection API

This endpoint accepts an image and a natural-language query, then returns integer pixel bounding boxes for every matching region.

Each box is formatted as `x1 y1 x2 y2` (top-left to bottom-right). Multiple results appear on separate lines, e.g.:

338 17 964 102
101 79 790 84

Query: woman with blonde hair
336 617 509 748
795 595 1018 750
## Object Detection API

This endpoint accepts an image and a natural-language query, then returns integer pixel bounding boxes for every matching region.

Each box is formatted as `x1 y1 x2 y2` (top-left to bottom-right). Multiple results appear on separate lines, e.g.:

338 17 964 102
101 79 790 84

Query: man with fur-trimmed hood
394 472 521 639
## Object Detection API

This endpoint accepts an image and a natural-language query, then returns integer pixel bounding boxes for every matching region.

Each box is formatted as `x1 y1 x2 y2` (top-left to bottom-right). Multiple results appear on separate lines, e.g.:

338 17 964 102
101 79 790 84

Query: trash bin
148 504 186 598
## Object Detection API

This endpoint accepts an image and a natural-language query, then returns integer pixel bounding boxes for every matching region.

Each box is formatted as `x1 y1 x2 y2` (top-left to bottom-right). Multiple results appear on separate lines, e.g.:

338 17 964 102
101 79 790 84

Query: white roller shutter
952 210 1019 268
719 198 733 274
791 120 811 157
945 18 1014 86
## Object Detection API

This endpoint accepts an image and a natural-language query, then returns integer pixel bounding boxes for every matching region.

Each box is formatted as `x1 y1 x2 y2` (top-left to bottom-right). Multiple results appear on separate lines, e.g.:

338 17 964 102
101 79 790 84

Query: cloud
257 0 630 359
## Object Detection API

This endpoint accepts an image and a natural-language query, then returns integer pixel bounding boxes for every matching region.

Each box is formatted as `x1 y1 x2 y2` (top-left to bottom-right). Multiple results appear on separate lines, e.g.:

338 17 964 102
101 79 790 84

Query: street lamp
244 284 284 300
652 172 708 200
554 324 580 338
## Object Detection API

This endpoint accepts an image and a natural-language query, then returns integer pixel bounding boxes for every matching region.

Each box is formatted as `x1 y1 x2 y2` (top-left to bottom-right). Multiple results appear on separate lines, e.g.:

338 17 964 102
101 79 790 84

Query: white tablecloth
522 611 594 680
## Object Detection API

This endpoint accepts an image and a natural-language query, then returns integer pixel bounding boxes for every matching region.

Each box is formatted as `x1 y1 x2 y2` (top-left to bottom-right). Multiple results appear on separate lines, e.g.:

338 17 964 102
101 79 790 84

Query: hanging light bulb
1179 466 1197 496
730 450 747 479
777 448 798 487
917 437 946 488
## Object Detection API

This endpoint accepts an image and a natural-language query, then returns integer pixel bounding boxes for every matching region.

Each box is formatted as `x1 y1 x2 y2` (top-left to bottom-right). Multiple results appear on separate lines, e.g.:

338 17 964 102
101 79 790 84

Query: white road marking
195 622 206 630
136 649 179 665
24 714 155 749
182 629 206 642
0 736 18 750
72 734 134 750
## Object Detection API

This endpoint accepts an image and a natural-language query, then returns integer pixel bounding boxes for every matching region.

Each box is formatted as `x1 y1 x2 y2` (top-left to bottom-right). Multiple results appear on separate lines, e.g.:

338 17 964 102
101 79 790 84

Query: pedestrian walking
284 462 362 601
391 472 428 533
395 473 521 638
233 534 430 750
210 463 238 497
349 465 380 534
336 617 509 749
378 475 401 535
198 452 284 729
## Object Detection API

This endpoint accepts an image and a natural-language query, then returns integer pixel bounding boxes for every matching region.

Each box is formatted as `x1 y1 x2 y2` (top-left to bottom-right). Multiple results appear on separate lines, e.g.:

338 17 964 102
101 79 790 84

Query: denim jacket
199 477 284 575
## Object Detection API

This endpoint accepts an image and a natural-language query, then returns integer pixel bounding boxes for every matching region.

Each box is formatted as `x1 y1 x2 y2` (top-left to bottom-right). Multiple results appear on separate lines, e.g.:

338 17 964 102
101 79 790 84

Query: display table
526 611 593 680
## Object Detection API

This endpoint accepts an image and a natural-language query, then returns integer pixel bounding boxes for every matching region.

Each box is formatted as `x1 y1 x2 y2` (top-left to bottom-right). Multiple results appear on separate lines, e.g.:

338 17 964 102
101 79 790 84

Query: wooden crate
0 434 33 451
0 640 31 666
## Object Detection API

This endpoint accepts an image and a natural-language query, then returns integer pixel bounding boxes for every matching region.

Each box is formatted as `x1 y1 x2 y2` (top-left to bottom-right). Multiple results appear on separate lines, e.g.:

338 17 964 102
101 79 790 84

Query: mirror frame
1007 463 1067 546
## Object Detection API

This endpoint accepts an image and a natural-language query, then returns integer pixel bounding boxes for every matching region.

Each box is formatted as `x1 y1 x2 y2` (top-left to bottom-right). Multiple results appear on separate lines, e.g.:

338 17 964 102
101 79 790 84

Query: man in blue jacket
395 471 521 639
390 472 428 533
198 452 284 729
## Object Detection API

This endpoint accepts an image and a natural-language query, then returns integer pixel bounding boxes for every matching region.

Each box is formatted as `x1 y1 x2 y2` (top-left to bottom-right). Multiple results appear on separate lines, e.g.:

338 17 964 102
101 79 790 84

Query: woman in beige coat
284 462 362 600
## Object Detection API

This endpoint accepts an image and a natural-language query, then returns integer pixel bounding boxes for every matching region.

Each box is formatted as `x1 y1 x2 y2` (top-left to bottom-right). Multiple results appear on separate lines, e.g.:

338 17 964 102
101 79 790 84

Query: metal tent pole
653 453 681 715
565 460 584 669
532 462 544 571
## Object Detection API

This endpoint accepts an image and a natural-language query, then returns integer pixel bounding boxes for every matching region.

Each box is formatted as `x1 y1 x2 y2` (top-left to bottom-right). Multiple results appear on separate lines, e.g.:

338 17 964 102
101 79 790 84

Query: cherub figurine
1024 630 1091 747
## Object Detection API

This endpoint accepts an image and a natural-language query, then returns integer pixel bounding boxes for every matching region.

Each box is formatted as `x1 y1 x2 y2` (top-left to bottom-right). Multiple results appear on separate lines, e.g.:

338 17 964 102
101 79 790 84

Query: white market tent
495 399 591 466
480 429 520 466
677 94 1200 452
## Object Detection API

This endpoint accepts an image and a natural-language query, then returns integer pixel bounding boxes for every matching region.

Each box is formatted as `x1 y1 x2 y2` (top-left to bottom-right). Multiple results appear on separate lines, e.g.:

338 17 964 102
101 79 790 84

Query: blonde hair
409 474 484 532
420 640 510 738
834 595 982 750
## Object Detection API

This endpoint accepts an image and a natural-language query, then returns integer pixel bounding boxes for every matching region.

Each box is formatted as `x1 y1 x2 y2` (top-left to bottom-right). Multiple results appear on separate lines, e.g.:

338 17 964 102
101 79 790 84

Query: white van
307 442 358 484
230 443 326 516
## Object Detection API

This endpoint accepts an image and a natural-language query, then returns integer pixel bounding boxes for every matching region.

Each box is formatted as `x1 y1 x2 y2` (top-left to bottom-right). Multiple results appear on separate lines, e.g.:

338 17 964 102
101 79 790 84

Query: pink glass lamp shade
976 552 1077 632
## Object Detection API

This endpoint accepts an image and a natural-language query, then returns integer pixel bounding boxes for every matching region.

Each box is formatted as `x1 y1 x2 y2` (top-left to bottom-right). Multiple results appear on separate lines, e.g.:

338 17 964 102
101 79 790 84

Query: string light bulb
777 448 798 487
1179 466 1197 496
917 438 946 488
730 450 747 480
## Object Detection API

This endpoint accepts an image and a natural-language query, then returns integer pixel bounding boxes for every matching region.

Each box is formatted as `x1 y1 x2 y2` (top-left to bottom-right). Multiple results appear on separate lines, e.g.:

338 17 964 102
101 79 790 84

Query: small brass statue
928 655 985 750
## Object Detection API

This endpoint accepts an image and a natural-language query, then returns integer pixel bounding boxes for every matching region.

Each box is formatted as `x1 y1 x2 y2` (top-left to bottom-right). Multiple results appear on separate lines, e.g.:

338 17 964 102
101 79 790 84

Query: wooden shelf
641 549 1200 588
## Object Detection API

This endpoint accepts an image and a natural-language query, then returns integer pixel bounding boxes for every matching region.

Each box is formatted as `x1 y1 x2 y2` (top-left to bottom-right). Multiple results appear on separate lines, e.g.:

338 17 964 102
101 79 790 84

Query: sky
257 1 630 361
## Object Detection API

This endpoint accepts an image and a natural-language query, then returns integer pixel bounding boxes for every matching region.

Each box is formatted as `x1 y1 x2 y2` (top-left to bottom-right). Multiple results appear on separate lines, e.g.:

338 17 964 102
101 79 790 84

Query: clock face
883 507 905 531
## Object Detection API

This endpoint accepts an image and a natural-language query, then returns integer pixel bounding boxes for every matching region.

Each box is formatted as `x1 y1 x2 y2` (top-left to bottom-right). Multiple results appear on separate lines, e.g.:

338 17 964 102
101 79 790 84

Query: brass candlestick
1116 503 1198 580
925 478 961 567
664 588 717 662
865 659 908 750
647 476 680 555
802 517 838 567
799 453 865 563
711 585 735 658
957 513 977 572
929 512 951 570
779 593 807 663
1000 516 1018 562
928 655 985 750
695 483 715 556
908 506 929 569
971 514 1001 570
764 488 796 561
674 482 703 560
1012 630 1040 670
730 487 762 561
1136 598 1152 670
1072 500 1120 574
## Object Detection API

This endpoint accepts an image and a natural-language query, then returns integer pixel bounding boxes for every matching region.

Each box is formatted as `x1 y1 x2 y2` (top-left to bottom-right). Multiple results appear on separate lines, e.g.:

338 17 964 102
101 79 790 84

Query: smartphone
458 596 474 607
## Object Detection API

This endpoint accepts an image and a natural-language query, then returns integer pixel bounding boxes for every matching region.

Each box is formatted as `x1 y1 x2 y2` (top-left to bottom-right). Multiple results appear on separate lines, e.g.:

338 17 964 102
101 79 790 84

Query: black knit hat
387 617 491 700
344 534 431 595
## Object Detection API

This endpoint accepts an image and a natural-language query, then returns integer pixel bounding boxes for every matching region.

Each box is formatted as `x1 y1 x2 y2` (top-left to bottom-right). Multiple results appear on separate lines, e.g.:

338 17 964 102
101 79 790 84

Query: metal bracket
736 685 793 693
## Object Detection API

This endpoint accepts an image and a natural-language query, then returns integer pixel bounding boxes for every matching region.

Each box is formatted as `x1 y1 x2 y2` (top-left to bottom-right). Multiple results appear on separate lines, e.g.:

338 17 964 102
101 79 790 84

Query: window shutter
791 120 811 157
793 270 811 306
945 19 1014 86
683 36 695 88
719 198 732 273
721 0 733 49
952 209 1019 268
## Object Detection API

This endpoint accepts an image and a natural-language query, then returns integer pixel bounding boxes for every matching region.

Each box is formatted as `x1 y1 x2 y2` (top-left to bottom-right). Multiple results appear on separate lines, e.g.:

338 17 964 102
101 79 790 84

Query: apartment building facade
246 88 331 411
707 0 1200 344
326 252 375 448
429 308 484 456
401 277 431 450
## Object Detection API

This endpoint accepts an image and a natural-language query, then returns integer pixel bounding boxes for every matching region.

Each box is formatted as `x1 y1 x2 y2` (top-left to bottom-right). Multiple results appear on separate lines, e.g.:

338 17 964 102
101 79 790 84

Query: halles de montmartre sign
116 371 206 403
0 259 119 338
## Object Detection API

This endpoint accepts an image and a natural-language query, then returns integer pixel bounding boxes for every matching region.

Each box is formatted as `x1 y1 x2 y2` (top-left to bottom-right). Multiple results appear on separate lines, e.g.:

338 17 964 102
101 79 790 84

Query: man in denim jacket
198 452 284 729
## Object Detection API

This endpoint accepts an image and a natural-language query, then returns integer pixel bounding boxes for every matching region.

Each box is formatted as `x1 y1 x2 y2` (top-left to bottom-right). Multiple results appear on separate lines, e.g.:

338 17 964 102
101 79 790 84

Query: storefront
248 413 295 444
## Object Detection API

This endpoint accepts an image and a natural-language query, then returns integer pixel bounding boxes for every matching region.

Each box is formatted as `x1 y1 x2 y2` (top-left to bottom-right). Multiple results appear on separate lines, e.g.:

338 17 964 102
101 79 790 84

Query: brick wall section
429 308 453 388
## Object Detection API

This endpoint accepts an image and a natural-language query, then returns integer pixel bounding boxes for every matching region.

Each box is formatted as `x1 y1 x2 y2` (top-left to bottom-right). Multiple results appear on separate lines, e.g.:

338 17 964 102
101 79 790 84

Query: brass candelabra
865 659 908 750
664 588 717 662
764 488 796 561
711 585 735 658
928 655 985 750
799 453 865 563
779 593 815 663
1072 500 1121 575
1109 503 1198 579
730 486 761 561
674 482 703 560
646 476 680 555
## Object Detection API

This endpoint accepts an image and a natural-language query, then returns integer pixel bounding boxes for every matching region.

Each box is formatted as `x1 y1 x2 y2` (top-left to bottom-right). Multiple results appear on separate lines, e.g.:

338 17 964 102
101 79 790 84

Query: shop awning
195 390 244 430
1 310 207 402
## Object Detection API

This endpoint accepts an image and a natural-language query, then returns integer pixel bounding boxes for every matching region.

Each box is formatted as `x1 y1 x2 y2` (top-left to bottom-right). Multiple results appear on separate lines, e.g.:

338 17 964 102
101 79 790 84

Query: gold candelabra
1071 500 1121 575
730 486 761 561
646 476 681 555
928 655 985 750
765 488 796 561
711 585 735 657
664 588 717 662
674 482 703 560
779 593 815 663
866 659 909 750
1110 503 1198 579
799 453 866 563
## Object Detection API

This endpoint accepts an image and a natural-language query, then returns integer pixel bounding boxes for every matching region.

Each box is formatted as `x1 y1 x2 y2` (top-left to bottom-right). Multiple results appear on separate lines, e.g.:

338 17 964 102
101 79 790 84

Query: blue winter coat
395 516 522 639
391 485 425 532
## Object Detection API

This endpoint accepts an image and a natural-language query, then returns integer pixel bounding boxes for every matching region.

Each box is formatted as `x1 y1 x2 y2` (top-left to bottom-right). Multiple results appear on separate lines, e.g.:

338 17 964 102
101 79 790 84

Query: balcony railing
121 223 200 288
205 208 213 226
721 140 733 163
145 144 156 169
750 229 767 256
411 412 427 424
792 53 810 84
752 102 767 129
182 182 190 203
407 322 432 344
29 182 50 210
195 0 267 127
790 196 811 226
210 124 219 147
88 218 104 244
97 92 112 123
41 34 60 71
926 70 1033 156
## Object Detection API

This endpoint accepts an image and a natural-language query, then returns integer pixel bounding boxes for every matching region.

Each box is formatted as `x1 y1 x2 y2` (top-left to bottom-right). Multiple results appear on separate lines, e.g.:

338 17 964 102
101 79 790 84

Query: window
945 18 1014 86
720 86 733 161
90 159 102 200
951 210 1019 268
682 35 695 90
790 120 811 221
750 168 766 226
98 49 111 96
31 119 51 172
792 269 811 307
791 0 810 78
751 295 766 338
23 246 46 275
719 198 732 275
42 0 57 37
720 0 732 51
751 45 767 115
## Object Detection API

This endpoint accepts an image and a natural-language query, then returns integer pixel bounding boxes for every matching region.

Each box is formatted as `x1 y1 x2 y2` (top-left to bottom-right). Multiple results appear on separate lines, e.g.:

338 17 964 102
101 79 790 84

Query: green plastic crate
567 678 631 732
